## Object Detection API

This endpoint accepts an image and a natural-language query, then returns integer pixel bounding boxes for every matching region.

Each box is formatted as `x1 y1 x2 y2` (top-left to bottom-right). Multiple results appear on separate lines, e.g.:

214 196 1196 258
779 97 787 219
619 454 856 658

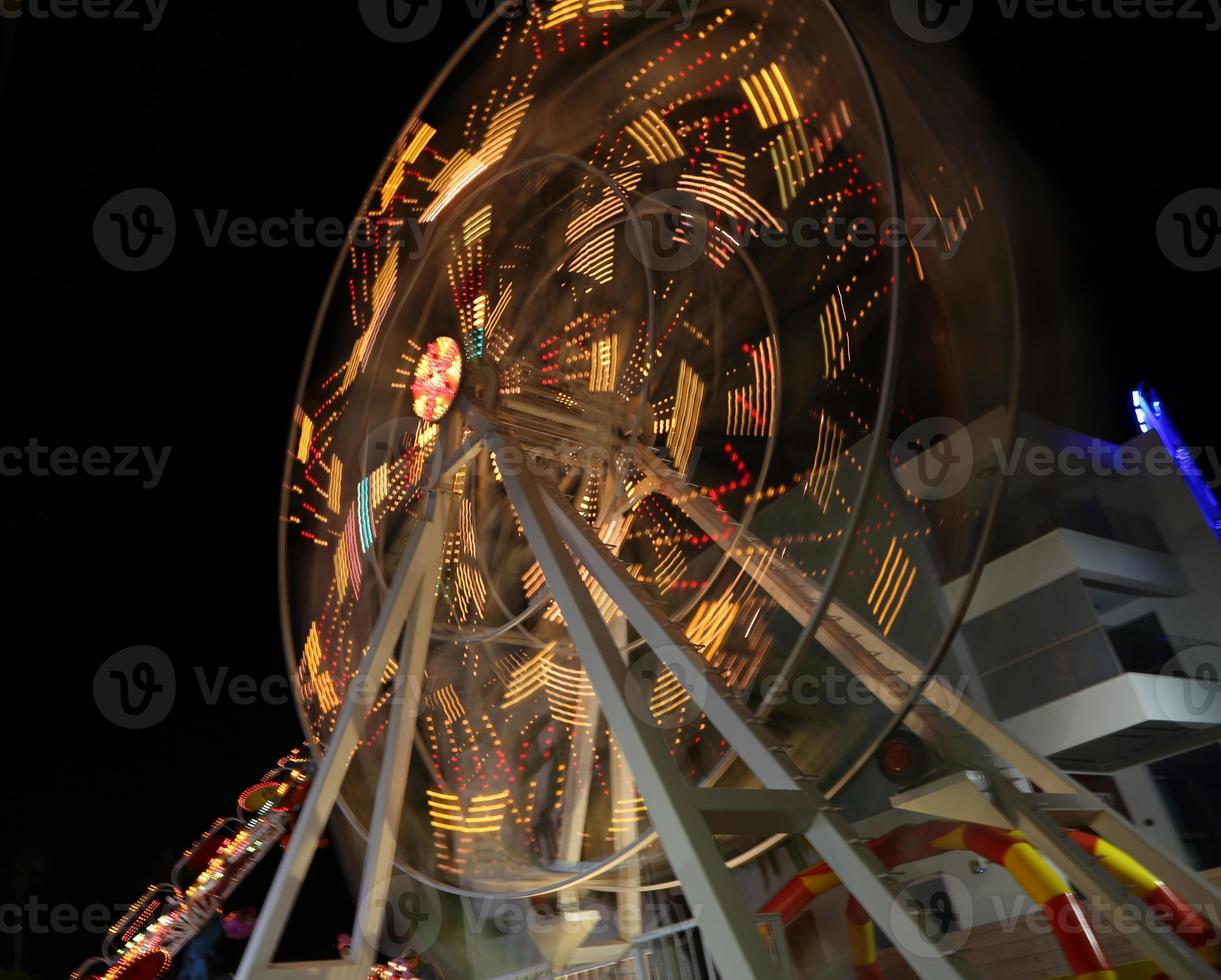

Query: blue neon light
357 477 375 553
1131 385 1221 542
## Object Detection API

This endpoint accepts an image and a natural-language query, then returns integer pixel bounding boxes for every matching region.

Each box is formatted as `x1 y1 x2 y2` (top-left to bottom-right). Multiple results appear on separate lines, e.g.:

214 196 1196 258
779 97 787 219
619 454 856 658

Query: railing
495 915 794 980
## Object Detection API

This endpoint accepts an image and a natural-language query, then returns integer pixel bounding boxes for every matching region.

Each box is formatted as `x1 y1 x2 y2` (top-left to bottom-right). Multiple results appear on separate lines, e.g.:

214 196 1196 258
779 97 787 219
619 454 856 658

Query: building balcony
1001 669 1221 772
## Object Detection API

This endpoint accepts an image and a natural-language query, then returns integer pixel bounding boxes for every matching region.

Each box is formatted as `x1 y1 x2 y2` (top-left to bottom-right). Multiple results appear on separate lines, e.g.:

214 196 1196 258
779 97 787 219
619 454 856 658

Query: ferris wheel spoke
481 419 978 977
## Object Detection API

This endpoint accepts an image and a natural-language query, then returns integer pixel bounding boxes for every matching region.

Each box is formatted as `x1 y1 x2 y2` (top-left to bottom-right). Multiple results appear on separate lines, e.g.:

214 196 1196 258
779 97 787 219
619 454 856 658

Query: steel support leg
522 470 977 979
237 419 459 980
639 447 1221 940
484 426 779 980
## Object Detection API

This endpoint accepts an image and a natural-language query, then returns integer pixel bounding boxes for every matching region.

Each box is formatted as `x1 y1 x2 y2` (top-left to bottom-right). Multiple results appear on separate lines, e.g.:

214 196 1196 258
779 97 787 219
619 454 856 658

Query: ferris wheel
180 1 1221 978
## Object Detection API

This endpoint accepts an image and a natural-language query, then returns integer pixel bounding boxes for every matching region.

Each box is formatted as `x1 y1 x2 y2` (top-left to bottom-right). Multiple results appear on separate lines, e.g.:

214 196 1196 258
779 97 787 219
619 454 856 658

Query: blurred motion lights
412 337 463 422
280 0 1021 900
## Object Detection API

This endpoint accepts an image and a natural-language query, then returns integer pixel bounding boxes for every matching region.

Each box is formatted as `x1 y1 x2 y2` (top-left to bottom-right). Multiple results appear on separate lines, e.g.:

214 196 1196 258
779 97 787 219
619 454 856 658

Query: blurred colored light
412 336 463 422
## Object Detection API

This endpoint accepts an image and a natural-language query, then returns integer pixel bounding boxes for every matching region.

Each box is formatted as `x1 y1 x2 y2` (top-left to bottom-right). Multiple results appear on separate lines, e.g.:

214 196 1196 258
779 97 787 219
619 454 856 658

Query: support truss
241 403 1221 980
472 408 979 980
236 424 455 980
633 444 1221 978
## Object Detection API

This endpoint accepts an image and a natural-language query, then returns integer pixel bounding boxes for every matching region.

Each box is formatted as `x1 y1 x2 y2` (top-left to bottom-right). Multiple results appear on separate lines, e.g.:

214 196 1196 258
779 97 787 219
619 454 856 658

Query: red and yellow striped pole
759 820 1120 979
1064 831 1219 972
845 895 884 980
935 823 1115 980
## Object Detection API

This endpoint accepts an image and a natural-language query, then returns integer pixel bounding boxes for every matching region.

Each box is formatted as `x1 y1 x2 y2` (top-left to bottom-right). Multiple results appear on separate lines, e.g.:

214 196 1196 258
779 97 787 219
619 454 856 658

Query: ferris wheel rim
276 0 1025 897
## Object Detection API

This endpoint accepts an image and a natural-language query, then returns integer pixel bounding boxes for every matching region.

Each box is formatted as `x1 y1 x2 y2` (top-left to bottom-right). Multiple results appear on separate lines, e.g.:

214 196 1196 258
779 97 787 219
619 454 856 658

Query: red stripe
1144 884 1216 950
1066 833 1217 951
963 823 1018 864
1066 830 1101 855
870 820 959 868
846 895 871 926
1043 893 1112 976
761 878 822 925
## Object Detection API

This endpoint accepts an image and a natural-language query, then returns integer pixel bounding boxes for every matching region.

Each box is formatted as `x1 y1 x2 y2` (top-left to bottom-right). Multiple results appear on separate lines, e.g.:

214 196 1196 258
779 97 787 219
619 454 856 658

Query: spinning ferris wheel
74 2 1221 979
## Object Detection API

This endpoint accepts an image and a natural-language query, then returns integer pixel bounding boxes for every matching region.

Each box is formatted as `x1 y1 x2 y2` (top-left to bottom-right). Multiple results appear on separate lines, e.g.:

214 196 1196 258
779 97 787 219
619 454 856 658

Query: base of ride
238 408 1221 977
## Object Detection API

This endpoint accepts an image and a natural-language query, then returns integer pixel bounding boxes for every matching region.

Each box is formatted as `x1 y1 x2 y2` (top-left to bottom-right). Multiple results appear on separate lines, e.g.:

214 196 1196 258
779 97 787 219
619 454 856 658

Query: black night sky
0 3 1217 978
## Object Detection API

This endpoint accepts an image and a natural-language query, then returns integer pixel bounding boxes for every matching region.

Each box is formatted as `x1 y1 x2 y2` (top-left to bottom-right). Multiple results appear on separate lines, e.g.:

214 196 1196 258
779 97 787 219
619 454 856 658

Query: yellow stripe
799 871 842 898
1093 838 1161 899
930 823 969 853
1003 842 1069 907
847 919 877 966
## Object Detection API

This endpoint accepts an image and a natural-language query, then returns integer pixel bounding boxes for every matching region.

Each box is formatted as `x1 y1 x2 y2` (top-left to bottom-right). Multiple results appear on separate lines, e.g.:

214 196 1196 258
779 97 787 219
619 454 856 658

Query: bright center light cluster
412 336 463 422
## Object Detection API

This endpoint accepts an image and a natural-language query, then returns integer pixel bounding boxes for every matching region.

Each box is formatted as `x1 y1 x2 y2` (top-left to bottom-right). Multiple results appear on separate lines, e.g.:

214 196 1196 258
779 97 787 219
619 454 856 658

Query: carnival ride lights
70 751 316 980
246 1 1221 977
412 337 464 423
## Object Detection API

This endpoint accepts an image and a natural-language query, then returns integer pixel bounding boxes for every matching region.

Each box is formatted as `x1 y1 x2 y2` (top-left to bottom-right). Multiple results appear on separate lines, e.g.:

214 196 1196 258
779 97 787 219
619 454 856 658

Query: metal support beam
238 418 459 980
351 495 449 969
482 423 781 980
695 789 813 835
457 404 978 978
636 447 1221 932
523 472 977 979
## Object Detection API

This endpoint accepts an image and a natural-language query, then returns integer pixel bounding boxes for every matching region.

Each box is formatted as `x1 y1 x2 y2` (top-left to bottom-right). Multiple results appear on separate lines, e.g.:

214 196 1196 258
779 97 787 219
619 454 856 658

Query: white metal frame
237 421 456 980
475 408 976 980
240 402 1221 980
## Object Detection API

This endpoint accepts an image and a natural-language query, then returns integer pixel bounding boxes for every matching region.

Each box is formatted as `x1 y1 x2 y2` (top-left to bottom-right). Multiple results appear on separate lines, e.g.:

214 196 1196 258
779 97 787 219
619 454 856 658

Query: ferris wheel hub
411 336 463 423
